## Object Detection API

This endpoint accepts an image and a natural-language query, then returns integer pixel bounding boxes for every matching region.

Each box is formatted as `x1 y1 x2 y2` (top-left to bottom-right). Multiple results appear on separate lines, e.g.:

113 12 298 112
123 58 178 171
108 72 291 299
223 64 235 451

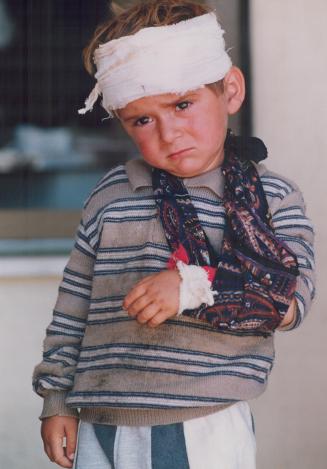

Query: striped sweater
33 159 315 426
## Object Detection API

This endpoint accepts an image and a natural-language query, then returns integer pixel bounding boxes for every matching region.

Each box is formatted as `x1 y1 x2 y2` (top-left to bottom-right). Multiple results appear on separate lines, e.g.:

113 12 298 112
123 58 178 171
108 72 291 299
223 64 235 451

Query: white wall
0 278 57 469
250 1 327 468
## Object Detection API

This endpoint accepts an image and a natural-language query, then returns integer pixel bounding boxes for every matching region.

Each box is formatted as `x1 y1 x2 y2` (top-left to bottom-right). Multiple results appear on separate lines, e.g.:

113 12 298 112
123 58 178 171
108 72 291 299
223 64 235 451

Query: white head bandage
78 12 232 116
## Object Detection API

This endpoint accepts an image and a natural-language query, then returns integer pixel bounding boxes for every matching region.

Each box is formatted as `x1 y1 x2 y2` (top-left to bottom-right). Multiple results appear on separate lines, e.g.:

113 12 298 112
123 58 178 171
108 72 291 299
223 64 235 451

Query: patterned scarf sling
152 133 299 334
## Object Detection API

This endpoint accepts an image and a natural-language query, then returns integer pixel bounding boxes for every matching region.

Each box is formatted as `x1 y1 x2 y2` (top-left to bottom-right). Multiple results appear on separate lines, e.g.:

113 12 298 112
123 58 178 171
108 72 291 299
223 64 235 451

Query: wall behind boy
250 1 327 468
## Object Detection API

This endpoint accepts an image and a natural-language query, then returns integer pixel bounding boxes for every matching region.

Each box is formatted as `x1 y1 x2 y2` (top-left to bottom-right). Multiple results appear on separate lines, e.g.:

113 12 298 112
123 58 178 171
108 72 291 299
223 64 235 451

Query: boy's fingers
52 453 73 468
127 294 153 317
123 283 147 309
148 311 172 328
44 443 53 462
132 274 156 288
53 457 73 468
51 435 73 468
65 419 78 461
136 303 161 324
41 416 79 468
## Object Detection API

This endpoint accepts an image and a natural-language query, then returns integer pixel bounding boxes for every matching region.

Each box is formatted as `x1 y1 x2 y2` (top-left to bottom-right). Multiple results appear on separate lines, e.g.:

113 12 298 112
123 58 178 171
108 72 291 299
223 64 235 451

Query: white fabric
177 261 216 315
73 422 111 469
114 426 152 469
78 12 232 115
74 402 256 468
184 401 257 469
74 424 152 469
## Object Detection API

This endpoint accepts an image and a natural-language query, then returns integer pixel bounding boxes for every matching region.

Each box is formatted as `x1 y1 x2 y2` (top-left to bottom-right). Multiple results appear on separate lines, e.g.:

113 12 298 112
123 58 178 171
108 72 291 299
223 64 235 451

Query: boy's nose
158 117 183 144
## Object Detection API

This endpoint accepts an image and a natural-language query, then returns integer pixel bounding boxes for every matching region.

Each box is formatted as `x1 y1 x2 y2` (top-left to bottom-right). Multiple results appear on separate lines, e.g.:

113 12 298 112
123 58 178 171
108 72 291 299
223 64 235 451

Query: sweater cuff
39 391 79 420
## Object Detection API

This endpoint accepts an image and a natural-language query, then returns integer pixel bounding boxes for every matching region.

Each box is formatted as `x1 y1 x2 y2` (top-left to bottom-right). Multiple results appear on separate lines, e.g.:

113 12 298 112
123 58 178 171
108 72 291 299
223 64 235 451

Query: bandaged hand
123 270 181 327
176 261 216 314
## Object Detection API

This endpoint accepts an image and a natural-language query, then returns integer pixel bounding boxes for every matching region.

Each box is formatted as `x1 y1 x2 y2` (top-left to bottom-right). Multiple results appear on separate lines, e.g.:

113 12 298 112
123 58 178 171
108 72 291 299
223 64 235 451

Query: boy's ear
223 66 246 115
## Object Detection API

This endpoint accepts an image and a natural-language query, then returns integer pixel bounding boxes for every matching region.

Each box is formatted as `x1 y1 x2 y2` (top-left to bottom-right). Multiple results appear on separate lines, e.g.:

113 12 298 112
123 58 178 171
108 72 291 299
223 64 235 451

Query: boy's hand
123 270 181 327
278 298 297 330
41 416 79 468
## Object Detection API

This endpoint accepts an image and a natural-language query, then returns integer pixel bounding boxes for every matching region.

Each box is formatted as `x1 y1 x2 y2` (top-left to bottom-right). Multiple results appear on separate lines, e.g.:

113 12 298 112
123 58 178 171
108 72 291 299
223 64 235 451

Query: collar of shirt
125 159 225 199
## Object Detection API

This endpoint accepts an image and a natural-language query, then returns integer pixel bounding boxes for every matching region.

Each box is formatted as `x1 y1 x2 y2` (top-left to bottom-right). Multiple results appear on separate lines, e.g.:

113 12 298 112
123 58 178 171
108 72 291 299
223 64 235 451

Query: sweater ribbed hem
78 403 231 426
39 391 79 420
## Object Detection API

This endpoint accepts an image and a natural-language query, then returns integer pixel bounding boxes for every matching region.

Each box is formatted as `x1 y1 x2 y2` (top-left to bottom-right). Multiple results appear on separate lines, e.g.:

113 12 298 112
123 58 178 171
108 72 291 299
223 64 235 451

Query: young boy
33 1 315 468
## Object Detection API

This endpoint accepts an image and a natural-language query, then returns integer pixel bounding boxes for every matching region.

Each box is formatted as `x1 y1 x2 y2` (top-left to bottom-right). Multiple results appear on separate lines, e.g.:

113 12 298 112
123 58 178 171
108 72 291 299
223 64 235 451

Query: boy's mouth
168 148 194 159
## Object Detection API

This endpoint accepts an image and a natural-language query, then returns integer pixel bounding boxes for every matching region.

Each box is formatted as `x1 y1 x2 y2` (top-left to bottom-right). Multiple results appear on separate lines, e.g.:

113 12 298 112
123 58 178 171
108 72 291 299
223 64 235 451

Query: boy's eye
176 101 192 111
134 116 152 127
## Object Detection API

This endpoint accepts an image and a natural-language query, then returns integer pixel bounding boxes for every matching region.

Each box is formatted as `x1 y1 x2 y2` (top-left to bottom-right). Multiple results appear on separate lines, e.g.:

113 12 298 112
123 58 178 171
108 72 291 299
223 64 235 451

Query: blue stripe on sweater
53 311 87 324
68 390 236 404
39 376 74 389
101 203 156 212
75 364 266 383
93 267 161 276
69 401 230 410
97 243 170 254
194 205 226 220
275 234 314 257
188 194 223 207
50 320 85 333
96 254 169 264
261 178 293 193
91 295 125 303
274 223 314 232
273 213 306 220
74 242 96 259
296 257 314 269
77 352 268 373
99 215 224 229
61 277 92 290
301 275 315 299
83 167 127 209
44 357 74 367
199 221 226 229
58 351 80 359
167 318 270 337
43 345 80 358
91 166 126 190
87 317 133 326
272 205 303 214
103 215 158 223
47 330 85 338
87 177 130 202
80 342 273 364
58 286 90 300
89 306 122 314
63 268 93 282
85 316 270 337
262 191 284 200
295 291 305 308
84 196 156 231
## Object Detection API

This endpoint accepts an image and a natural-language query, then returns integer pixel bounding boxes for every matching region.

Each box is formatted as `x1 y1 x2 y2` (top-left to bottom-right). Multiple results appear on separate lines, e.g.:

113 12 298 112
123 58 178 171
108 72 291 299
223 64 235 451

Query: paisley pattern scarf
152 133 299 334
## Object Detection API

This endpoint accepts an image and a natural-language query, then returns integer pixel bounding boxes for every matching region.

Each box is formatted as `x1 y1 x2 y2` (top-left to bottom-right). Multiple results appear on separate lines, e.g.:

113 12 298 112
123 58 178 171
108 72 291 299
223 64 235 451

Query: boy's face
119 85 230 178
